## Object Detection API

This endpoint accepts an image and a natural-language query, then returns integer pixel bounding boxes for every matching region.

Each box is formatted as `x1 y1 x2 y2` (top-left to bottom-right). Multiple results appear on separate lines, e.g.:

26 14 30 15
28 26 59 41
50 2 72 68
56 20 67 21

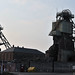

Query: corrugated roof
2 47 44 55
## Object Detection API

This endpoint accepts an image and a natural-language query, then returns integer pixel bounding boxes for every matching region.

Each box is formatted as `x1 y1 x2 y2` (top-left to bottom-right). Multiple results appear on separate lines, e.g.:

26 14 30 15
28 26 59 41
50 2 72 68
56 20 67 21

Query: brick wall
0 52 14 61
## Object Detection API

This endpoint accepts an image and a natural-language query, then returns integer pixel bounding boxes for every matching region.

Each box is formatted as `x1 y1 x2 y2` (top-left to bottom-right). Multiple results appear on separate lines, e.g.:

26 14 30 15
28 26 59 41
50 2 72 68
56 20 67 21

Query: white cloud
11 0 28 5
28 0 46 11
10 0 46 10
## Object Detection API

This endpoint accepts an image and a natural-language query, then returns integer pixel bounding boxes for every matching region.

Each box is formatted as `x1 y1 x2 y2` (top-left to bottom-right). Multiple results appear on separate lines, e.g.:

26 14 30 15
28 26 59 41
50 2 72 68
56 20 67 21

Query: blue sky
0 0 75 52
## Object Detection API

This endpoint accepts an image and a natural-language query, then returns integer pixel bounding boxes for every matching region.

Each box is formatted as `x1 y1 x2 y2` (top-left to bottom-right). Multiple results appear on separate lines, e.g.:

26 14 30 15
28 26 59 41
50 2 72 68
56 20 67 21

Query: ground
11 72 74 75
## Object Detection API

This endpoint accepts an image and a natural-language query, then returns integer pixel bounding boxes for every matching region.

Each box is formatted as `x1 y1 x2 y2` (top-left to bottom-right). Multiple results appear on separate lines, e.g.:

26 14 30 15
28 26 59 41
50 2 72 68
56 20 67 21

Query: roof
2 47 44 55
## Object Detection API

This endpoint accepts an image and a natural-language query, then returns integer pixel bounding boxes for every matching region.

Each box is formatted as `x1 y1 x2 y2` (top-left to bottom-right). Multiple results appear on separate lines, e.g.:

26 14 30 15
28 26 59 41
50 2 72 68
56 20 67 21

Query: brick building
0 46 45 62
